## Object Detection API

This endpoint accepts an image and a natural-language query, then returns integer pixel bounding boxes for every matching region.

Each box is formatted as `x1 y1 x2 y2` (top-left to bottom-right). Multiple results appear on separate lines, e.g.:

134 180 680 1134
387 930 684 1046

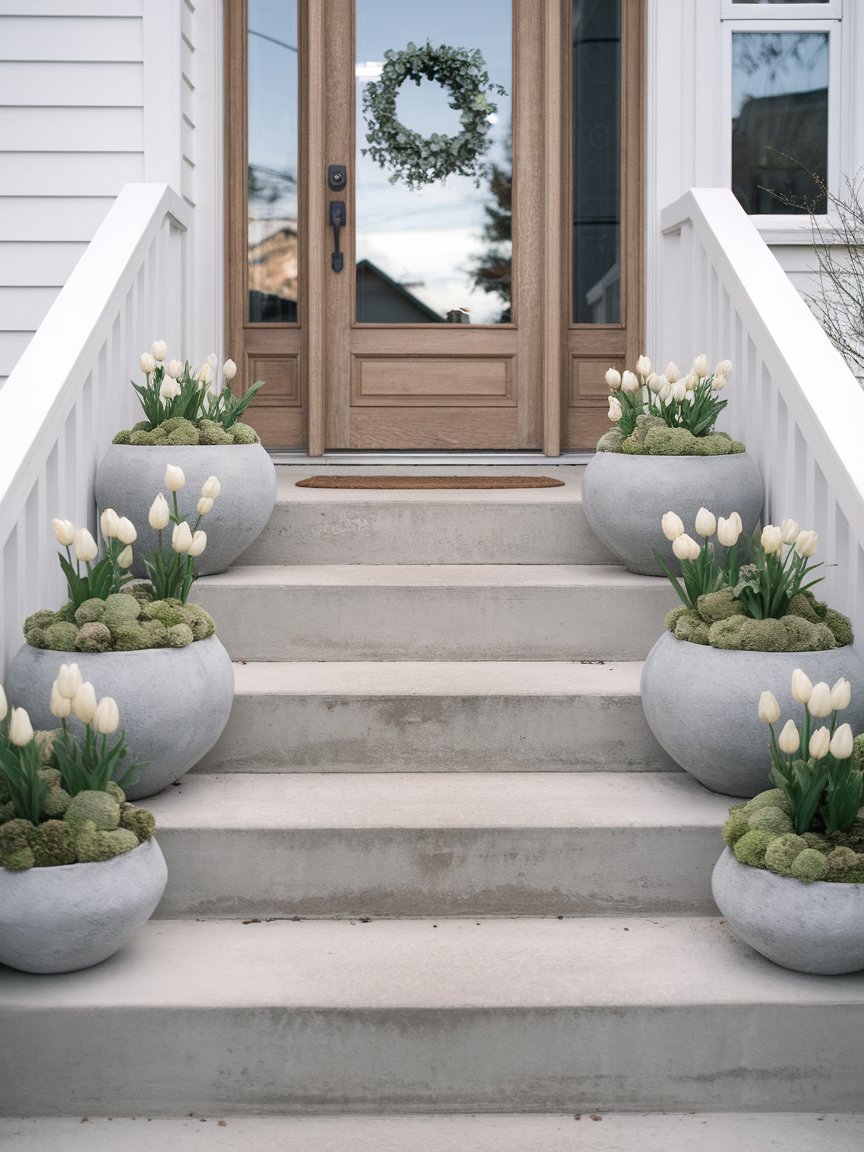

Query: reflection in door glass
572 0 621 324
247 0 299 322
355 0 512 324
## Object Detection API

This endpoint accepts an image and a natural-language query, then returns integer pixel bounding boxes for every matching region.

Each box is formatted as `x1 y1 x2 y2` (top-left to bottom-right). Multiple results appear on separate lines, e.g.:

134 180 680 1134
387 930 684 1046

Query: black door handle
330 200 346 272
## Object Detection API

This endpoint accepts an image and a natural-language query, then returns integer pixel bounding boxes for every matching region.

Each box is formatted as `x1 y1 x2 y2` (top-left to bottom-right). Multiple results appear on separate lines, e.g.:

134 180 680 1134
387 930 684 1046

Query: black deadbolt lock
327 164 347 191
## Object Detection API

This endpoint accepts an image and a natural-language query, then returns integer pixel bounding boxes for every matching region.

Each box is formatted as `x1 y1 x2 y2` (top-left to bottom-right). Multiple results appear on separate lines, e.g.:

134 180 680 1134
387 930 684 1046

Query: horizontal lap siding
0 4 145 386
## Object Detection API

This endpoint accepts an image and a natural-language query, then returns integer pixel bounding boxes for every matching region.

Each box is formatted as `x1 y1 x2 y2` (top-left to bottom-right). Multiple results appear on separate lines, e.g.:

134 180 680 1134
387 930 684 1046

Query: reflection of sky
248 0 299 222
732 31 828 118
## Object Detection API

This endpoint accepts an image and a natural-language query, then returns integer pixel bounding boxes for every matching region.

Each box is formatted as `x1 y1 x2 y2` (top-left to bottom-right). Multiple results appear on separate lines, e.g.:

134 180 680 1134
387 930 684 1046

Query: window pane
732 31 828 214
572 0 621 324
247 0 299 322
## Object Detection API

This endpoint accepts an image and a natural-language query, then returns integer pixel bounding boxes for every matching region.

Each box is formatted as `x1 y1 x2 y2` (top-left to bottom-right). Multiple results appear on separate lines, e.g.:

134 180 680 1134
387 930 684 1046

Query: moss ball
744 789 791 815
665 605 690 634
779 615 834 653
722 808 751 847
707 615 749 650
75 621 113 653
231 422 259 444
106 781 126 805
674 612 710 645
197 420 234 446
24 625 50 649
64 791 121 832
30 820 77 868
748 806 794 836
824 609 854 647
112 429 132 445
41 786 72 819
111 622 148 651
167 425 201 446
802 831 831 852
161 417 196 435
43 621 80 652
142 598 188 628
790 848 830 883
596 429 622 453
643 426 699 456
167 623 194 648
786 593 821 624
130 430 159 446
764 833 808 875
24 608 57 634
739 618 790 653
101 593 142 629
733 829 774 867
120 805 156 841
73 822 139 862
696 588 741 624
826 846 860 875
139 619 169 648
0 820 35 871
183 602 216 641
74 598 107 626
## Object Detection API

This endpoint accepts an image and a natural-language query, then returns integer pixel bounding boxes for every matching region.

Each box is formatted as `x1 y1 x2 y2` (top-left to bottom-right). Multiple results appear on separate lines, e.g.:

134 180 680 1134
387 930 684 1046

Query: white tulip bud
694 507 716 538
664 361 680 384
608 396 623 422
795 530 818 558
730 512 743 535
56 662 82 700
661 512 685 541
691 353 709 378
50 681 72 719
160 377 181 402
830 678 852 712
8 706 34 747
116 545 133 569
780 519 799 545
92 696 120 736
167 359 182 379
71 682 98 725
206 352 219 367
222 358 237 382
809 726 831 760
791 669 812 704
760 525 782 555
712 373 727 392
140 352 155 375
187 530 207 558
658 381 672 403
605 368 621 391
672 533 701 561
151 339 168 363
648 374 667 395
164 464 186 493
830 723 854 760
116 517 137 545
148 493 170 530
671 380 687 402
620 370 639 394
201 476 221 500
198 364 215 386
172 521 193 554
807 681 833 718
197 496 214 517
758 691 781 724
636 354 652 377
73 528 98 563
100 508 120 540
715 359 733 379
0 684 6 722
52 518 76 547
778 719 800 755
716 516 742 547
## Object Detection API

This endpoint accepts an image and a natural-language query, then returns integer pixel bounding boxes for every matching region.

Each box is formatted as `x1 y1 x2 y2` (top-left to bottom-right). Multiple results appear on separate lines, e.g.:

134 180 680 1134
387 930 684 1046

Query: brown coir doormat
296 475 565 490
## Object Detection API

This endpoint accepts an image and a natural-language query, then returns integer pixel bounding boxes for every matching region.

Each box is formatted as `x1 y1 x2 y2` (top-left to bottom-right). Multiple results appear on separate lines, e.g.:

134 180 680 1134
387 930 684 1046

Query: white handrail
0 184 191 673
660 188 864 648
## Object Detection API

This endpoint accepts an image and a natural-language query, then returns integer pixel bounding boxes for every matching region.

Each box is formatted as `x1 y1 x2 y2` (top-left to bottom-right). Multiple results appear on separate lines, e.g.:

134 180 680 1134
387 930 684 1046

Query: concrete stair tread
3 1113 861 1152
199 563 661 588
148 772 733 830
229 659 645 697
3 917 863 1009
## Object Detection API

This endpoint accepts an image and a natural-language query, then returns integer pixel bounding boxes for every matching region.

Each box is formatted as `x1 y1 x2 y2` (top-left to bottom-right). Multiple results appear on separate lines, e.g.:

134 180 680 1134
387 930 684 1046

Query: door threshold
269 450 594 466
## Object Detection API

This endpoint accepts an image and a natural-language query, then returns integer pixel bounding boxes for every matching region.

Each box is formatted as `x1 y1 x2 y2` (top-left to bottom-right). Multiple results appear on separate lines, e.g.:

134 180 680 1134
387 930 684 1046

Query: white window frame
721 2 841 18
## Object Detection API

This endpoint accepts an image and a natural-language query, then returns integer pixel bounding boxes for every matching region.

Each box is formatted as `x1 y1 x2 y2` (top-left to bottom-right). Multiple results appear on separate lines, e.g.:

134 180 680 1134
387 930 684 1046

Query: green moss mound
599 421 745 456
113 416 259 444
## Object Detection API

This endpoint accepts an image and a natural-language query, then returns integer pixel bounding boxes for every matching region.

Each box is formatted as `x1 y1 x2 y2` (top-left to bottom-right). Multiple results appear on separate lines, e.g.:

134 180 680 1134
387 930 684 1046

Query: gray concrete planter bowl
712 848 864 974
95 443 277 576
5 637 234 801
0 839 167 974
641 632 864 797
582 451 763 575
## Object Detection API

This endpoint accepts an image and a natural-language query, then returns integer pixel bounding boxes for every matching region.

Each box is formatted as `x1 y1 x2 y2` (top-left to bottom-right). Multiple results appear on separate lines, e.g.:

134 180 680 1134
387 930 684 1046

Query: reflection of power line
249 28 298 53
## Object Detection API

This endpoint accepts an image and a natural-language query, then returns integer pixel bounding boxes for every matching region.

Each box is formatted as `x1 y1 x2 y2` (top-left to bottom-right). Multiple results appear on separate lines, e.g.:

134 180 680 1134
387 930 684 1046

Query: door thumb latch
330 201 346 272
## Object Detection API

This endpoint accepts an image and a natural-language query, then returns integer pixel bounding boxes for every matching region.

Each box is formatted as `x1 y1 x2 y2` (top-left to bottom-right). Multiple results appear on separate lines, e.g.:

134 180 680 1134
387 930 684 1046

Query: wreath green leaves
361 41 506 191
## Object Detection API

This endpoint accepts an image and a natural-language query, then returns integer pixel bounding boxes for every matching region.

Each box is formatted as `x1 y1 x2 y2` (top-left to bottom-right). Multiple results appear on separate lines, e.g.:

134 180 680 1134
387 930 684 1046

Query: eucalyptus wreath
362 41 506 190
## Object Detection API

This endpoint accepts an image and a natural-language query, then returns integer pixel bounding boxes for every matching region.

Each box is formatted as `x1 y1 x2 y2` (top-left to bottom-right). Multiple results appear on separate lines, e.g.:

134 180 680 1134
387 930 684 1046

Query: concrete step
241 465 616 566
193 565 677 661
3 1113 861 1151
3 917 863 1115
199 660 675 773
146 772 731 918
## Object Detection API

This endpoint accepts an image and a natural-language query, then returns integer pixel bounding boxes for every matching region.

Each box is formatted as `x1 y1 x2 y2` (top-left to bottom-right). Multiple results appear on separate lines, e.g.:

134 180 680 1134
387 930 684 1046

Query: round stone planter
0 839 167 974
95 443 277 576
641 631 864 797
582 451 763 576
712 848 864 975
5 637 234 801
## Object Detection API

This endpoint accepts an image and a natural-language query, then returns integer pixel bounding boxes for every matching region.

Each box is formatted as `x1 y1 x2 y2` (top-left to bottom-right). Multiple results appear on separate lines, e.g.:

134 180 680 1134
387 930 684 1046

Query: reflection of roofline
735 87 827 123
356 258 443 321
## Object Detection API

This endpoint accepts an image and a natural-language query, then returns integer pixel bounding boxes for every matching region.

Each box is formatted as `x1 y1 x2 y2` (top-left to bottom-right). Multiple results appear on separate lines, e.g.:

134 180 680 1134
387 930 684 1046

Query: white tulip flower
608 396 623 422
758 691 781 724
648 374 667 394
715 359 733 379
71 682 98 725
201 476 221 500
809 726 831 760
691 353 709 378
223 358 237 382
167 359 182 379
160 376 181 402
636 354 651 377
116 517 137 545
621 370 639 394
92 696 120 736
694 507 716 538
712 373 727 392
50 681 72 719
682 373 697 394
148 493 170 530
0 684 6 722
172 521 193 554
198 364 215 386
8 706 34 747
716 516 742 547
605 368 621 391
658 381 672 403
807 681 833 718
197 496 214 517
730 512 743 535
164 464 186 492
791 669 812 704
187 530 207 558
100 508 120 540
117 545 133 569
778 719 800 755
760 525 782 555
671 380 687 402
672 533 701 561
830 677 852 711
664 361 680 384
56 662 82 700
661 511 685 541
780 519 799 544
52 518 76 547
830 723 854 760
795 530 818 558
151 339 168 363
73 528 98 563
140 352 155 375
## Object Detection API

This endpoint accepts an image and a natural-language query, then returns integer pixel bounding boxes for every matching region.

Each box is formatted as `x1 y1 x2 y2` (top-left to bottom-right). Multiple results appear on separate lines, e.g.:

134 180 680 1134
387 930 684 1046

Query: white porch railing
660 189 864 650
0 184 191 674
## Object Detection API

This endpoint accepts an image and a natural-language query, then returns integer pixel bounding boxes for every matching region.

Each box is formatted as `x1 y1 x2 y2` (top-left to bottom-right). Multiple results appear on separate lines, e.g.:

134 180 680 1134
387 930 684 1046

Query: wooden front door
226 1 643 454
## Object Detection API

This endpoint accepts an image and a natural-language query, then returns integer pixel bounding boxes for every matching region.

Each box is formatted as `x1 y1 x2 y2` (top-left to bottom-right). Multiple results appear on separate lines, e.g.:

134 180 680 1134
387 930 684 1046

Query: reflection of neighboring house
356 259 443 323
585 261 620 325
732 88 828 213
248 223 299 322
